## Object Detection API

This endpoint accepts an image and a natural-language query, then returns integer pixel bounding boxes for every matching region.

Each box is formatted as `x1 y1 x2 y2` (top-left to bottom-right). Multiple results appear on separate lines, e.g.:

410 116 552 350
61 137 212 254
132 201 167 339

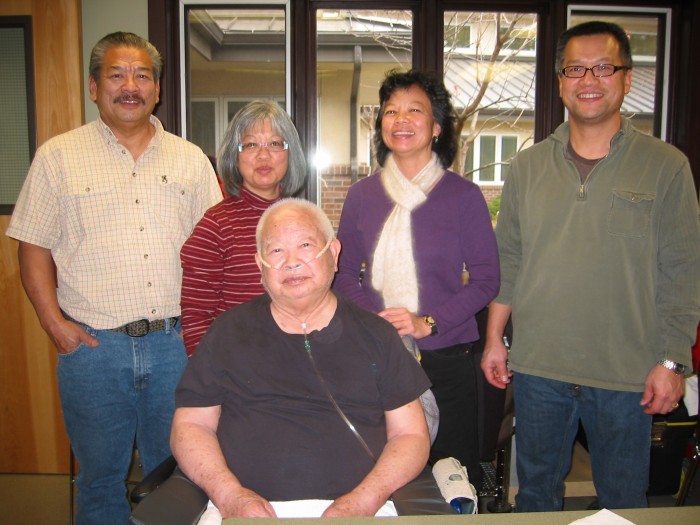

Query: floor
0 444 697 524
0 452 143 525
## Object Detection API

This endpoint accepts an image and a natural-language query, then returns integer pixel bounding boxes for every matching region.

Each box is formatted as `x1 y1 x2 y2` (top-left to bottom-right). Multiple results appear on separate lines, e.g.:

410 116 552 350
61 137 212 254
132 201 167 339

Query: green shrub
487 195 501 220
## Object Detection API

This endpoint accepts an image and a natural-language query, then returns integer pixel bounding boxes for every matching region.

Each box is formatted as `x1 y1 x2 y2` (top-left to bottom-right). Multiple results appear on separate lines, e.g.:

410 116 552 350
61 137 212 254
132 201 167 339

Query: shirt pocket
62 177 117 238
607 190 655 238
148 173 196 241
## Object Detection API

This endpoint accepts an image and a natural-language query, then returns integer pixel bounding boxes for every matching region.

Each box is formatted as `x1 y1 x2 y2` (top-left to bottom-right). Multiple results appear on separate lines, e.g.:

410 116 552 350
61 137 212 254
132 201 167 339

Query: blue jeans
513 373 651 512
58 319 186 525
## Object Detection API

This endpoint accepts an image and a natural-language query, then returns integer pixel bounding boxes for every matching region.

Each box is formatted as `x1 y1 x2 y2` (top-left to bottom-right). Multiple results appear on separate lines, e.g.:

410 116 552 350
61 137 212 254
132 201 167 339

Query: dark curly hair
374 69 457 169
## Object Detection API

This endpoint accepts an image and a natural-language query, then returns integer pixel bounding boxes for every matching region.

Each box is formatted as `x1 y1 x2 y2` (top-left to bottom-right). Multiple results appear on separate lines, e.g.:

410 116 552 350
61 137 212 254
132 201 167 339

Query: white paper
568 508 636 524
198 498 397 523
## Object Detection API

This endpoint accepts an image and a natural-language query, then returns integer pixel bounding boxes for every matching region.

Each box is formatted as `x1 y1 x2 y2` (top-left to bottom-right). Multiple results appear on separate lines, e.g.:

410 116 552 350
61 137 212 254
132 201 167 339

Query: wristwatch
423 315 438 336
657 358 688 375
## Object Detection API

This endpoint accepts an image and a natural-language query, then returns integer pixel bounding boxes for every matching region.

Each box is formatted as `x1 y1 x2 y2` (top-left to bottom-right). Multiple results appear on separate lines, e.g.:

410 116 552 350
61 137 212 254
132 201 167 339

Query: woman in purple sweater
333 70 499 489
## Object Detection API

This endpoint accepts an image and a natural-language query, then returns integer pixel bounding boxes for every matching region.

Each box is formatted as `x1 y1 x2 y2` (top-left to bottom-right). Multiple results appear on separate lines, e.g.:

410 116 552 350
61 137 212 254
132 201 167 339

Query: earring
432 135 439 144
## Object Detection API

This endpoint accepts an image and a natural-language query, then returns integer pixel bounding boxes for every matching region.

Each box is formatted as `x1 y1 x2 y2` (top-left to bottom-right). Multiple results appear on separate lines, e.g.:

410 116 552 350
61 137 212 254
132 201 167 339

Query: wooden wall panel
0 0 82 474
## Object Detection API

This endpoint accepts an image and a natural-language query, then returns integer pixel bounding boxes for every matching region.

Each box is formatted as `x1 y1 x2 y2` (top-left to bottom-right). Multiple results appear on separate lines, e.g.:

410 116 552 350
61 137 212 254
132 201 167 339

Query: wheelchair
128 458 456 525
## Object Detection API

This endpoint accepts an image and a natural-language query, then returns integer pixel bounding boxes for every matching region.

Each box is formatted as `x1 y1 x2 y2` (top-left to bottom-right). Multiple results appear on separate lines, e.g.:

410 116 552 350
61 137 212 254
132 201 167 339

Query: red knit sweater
180 187 278 355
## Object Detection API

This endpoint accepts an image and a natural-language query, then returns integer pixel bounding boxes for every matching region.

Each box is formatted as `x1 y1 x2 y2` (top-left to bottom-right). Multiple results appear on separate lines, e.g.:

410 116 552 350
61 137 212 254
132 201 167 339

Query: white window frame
469 133 519 185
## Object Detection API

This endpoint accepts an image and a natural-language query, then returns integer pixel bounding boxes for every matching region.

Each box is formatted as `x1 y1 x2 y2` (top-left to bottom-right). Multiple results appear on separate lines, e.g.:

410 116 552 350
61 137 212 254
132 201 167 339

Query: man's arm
322 398 430 517
481 302 513 389
18 241 98 353
170 406 276 518
640 163 700 414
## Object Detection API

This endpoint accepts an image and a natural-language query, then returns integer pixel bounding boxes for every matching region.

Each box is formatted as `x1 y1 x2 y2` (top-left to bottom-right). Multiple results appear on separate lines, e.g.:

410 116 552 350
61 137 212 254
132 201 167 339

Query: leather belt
63 312 179 337
111 317 179 337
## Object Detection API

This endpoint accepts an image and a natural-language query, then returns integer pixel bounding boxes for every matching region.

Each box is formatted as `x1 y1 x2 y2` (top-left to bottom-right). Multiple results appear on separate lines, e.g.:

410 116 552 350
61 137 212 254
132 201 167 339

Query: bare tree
444 12 536 176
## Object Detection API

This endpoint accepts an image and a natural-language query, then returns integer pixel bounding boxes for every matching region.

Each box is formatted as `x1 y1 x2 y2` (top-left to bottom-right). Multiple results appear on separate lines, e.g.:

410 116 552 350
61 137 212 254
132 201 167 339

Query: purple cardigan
333 170 500 351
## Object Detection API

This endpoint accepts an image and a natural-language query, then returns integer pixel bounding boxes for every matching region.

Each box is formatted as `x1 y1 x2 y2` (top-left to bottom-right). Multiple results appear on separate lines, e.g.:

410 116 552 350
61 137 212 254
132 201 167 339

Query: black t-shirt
176 292 431 501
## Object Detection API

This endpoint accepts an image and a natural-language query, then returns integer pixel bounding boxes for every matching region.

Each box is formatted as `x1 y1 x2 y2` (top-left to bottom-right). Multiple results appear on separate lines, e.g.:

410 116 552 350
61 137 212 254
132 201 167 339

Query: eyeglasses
559 64 630 78
237 140 289 153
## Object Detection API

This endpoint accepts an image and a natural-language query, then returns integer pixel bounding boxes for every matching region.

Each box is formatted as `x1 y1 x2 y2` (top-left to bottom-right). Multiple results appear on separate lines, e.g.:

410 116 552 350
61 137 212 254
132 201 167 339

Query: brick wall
319 164 371 230
479 184 504 205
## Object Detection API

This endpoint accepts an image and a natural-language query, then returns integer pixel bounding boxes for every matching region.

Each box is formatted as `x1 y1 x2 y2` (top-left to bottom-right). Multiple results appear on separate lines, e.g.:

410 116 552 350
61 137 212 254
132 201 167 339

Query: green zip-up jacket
495 118 700 391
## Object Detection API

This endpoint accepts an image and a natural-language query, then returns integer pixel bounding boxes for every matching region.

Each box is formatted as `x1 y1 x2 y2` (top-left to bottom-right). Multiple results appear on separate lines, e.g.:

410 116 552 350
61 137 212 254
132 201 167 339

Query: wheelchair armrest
391 466 457 516
129 466 209 525
130 454 178 504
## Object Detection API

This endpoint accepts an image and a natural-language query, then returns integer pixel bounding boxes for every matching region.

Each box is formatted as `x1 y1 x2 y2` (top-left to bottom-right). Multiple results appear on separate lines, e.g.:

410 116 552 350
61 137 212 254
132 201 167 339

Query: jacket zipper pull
577 185 587 201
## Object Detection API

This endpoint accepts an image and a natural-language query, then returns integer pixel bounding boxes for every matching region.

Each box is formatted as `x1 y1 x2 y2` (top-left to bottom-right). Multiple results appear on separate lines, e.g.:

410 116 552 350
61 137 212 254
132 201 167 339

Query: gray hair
89 32 162 83
256 198 334 251
217 100 307 198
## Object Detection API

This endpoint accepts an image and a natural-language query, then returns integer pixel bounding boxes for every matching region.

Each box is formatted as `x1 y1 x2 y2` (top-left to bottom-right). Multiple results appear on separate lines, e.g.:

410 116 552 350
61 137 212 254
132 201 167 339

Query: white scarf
371 153 444 313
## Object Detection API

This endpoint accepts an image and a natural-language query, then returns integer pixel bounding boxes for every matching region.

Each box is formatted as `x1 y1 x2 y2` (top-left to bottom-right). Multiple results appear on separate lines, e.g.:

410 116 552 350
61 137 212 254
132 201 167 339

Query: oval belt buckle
126 319 150 337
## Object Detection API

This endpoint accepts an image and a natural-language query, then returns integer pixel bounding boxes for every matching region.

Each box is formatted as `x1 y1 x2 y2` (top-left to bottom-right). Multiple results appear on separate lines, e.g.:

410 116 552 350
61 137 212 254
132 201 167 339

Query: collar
239 185 281 211
555 117 635 159
95 114 163 150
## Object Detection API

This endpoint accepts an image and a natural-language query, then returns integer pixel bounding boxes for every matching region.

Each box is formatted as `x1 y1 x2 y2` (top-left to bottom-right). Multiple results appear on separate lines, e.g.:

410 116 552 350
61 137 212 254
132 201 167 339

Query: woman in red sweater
180 100 307 355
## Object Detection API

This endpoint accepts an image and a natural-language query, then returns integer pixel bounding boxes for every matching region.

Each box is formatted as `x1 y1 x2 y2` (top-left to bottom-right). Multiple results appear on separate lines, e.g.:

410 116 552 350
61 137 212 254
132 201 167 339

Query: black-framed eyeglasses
237 140 289 153
559 64 630 78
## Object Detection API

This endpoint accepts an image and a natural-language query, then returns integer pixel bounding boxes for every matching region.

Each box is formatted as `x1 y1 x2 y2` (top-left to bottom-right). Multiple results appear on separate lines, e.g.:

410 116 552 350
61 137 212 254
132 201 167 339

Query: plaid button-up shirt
7 116 223 329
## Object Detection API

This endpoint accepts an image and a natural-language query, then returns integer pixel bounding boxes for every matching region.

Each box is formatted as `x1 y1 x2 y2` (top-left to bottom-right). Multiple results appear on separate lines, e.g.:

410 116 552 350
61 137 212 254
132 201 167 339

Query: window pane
191 100 217 158
501 136 517 162
501 136 517 182
316 9 412 229
444 11 537 190
479 135 496 182
186 8 287 155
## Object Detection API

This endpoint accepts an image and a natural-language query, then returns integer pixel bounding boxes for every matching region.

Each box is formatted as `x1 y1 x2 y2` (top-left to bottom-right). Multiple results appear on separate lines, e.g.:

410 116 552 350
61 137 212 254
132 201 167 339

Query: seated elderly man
171 198 431 519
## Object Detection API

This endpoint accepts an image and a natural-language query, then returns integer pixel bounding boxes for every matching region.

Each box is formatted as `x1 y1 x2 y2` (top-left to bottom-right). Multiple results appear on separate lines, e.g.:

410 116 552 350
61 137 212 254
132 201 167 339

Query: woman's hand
378 307 432 339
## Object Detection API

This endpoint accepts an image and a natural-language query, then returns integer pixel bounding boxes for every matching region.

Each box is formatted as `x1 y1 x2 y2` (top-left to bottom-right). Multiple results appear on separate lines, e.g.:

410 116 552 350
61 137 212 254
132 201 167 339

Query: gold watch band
423 315 438 336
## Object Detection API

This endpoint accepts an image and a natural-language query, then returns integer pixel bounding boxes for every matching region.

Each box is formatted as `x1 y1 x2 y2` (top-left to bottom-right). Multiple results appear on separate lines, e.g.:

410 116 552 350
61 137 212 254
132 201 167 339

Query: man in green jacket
482 20 700 512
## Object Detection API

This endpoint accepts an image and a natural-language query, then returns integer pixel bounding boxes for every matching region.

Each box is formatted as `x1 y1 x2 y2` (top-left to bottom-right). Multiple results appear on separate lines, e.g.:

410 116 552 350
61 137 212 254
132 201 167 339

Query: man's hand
481 302 513 389
640 364 684 414
47 318 99 354
481 337 512 389
378 307 431 339
18 241 99 354
322 491 381 517
217 486 276 518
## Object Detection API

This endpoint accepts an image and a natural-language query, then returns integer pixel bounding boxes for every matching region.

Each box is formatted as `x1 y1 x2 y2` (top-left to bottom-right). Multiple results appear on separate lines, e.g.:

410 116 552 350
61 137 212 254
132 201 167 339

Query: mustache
113 94 145 104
